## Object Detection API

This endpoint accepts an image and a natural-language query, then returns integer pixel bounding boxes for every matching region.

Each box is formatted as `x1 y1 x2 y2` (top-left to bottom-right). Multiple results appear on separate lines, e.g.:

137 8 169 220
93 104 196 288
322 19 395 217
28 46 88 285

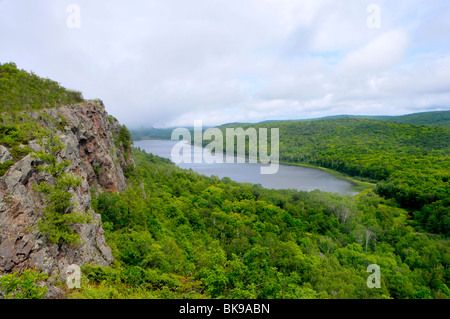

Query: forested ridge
1 62 449 300
314 111 450 128
363 111 450 128
217 118 450 237
130 111 450 142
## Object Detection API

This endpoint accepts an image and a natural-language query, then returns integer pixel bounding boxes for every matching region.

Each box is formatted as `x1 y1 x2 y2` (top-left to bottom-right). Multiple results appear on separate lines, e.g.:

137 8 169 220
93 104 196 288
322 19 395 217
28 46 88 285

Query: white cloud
0 0 449 127
339 29 410 75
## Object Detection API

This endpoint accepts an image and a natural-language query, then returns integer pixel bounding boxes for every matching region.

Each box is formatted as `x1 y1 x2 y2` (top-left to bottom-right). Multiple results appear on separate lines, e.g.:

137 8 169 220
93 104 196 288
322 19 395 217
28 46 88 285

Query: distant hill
130 127 175 141
260 110 450 128
130 110 450 141
318 111 450 128
131 126 214 141
368 111 450 128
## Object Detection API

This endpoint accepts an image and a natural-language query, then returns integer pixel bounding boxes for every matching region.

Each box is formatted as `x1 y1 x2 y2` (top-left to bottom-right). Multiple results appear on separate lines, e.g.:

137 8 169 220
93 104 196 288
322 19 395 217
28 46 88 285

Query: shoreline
133 138 377 193
278 161 376 192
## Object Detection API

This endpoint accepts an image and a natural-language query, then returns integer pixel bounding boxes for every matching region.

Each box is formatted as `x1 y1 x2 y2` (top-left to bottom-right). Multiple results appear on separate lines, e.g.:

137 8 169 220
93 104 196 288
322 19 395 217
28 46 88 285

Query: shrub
32 130 90 245
0 269 48 299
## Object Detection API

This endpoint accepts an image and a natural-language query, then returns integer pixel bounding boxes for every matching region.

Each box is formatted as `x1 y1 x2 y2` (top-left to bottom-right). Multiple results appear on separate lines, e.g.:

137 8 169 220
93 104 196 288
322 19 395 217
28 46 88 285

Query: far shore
133 138 377 194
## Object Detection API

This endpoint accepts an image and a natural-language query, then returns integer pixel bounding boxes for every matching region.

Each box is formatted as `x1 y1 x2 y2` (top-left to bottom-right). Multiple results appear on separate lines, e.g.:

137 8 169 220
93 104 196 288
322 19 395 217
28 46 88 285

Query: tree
365 228 373 254
32 130 89 245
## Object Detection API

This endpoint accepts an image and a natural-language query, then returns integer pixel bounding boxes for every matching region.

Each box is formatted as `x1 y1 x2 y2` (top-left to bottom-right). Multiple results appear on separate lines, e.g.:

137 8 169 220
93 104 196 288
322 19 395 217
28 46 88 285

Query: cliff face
0 100 133 282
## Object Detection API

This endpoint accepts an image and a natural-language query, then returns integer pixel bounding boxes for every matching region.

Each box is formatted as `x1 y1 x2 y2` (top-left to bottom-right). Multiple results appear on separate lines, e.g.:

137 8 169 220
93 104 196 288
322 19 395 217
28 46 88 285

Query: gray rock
0 146 12 164
44 283 65 299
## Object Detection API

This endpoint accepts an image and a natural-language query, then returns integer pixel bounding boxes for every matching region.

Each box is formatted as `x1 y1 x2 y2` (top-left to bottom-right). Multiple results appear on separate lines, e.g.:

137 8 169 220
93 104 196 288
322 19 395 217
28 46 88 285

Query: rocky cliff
0 100 133 285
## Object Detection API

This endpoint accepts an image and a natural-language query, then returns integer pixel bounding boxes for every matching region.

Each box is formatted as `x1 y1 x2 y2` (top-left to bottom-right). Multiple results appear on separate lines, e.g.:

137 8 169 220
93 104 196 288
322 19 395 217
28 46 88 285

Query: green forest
217 118 450 237
307 111 450 128
369 111 450 128
0 62 449 299
71 147 449 299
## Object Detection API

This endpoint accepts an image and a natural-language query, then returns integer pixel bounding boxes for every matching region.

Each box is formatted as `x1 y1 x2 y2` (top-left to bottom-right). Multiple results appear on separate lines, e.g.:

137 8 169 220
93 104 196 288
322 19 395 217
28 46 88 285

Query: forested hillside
372 111 450 128
68 147 449 299
319 111 450 128
217 119 450 237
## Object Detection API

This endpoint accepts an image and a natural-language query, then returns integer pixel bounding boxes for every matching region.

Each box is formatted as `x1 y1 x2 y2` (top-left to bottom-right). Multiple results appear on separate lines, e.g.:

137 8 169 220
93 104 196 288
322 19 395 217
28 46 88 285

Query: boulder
0 146 12 164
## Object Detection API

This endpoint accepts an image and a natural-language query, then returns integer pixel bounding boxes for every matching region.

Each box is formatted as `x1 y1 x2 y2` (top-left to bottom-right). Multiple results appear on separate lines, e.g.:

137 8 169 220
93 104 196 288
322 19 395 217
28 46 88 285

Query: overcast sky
1 0 449 128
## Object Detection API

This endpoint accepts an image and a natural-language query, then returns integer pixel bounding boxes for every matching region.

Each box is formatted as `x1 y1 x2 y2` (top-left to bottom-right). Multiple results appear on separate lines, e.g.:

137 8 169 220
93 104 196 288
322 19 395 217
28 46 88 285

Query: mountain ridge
230 110 450 128
130 110 450 141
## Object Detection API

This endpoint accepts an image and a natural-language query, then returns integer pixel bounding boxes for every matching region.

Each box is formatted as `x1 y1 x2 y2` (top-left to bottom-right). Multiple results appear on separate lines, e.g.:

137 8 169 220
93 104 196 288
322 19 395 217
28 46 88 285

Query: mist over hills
131 110 450 140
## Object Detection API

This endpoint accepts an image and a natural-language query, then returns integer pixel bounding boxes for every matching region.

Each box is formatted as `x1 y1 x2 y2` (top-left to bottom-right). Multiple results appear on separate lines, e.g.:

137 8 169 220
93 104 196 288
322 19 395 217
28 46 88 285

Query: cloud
0 0 449 127
372 54 450 101
339 29 410 75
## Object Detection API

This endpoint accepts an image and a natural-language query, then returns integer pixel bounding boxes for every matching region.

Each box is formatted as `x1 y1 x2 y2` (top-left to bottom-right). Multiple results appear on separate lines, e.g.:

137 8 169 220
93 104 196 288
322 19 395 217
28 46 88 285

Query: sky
1 0 450 128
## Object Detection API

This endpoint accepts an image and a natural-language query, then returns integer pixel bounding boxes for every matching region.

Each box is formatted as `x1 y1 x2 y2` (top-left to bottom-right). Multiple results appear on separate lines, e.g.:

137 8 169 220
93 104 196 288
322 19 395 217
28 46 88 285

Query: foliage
0 120 36 176
118 125 132 150
2 61 448 299
0 64 93 242
80 147 450 299
315 111 450 128
115 125 133 160
217 118 450 236
0 62 85 176
32 129 89 245
0 62 83 112
0 160 14 176
371 111 450 128
0 269 48 299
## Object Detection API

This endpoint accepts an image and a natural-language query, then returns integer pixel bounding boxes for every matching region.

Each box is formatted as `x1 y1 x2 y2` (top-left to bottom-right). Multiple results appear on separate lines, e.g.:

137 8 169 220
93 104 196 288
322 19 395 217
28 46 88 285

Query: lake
134 140 358 196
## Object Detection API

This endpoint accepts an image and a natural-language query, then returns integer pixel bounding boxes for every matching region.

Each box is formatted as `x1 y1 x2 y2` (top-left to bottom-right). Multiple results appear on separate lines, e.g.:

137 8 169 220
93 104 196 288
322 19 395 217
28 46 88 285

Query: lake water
134 140 358 196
